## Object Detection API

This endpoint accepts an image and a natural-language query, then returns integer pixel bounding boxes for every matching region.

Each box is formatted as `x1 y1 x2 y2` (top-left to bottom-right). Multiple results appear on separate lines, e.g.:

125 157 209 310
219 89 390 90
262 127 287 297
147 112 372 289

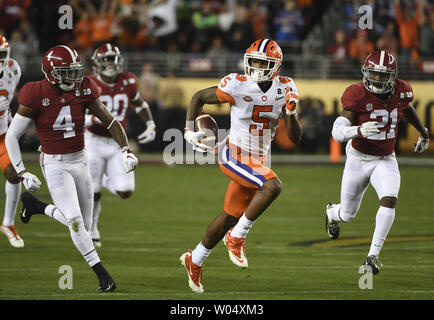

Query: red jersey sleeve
341 83 366 113
85 76 101 101
124 72 139 100
17 82 39 109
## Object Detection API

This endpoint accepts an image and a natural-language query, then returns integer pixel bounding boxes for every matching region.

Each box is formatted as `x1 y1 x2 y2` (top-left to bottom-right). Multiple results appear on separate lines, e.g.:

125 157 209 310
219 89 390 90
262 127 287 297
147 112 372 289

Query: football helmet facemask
0 35 11 74
361 50 397 94
42 45 84 92
244 39 282 83
91 43 123 78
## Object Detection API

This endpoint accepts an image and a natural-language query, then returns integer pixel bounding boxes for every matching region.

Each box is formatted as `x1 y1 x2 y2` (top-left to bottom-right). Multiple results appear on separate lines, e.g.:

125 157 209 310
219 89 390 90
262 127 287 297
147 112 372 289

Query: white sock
2 181 21 226
102 175 119 198
191 242 212 266
230 213 254 238
45 205 68 227
368 206 395 257
326 203 342 223
67 216 100 266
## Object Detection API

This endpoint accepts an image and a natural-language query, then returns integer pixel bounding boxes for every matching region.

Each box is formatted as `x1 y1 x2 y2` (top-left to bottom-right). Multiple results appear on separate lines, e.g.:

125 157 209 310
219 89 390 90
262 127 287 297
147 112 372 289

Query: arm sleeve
332 116 360 143
5 113 33 174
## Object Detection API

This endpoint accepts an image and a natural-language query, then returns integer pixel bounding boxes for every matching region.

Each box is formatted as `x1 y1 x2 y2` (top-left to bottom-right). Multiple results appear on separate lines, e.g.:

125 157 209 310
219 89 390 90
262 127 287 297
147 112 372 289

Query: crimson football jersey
87 72 139 137
342 78 413 156
18 76 100 154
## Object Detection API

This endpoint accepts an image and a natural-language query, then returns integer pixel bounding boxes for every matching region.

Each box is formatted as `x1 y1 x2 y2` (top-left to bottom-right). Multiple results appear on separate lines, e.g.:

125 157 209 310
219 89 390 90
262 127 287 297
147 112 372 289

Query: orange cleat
179 250 204 293
223 228 248 268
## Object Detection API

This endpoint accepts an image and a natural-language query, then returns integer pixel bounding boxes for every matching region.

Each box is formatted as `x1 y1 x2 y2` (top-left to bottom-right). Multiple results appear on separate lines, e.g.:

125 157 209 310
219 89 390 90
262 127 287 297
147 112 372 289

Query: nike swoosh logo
275 96 284 101
15 160 21 167
21 209 27 217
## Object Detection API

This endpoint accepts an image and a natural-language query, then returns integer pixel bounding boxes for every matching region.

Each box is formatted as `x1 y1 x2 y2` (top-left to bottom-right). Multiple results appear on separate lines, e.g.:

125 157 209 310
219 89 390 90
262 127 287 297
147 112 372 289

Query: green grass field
1 161 434 300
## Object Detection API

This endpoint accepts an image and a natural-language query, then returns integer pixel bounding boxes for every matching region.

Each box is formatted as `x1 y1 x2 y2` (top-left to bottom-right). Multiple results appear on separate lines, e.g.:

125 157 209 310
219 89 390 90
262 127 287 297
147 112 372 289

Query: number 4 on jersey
53 105 75 138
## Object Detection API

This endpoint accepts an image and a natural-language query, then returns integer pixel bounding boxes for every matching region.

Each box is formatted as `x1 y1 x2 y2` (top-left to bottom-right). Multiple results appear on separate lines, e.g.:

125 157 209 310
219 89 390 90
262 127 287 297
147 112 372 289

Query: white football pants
339 142 401 222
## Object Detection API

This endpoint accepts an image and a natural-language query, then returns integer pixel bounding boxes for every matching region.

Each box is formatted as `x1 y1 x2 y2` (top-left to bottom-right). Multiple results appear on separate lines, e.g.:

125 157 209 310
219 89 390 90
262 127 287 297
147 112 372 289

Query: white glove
19 171 42 193
137 120 156 144
359 121 380 137
121 147 138 173
184 128 212 151
414 130 429 153
0 96 9 113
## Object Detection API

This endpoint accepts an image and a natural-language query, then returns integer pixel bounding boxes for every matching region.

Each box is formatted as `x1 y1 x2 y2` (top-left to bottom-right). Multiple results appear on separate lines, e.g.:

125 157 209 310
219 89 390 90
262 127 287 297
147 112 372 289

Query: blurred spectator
376 20 399 58
343 0 365 33
87 0 117 48
327 29 349 64
298 97 326 153
147 0 178 51
273 0 304 44
70 0 93 53
394 0 421 60
372 0 395 38
116 8 145 51
249 0 268 39
19 20 39 58
207 36 229 76
192 0 219 49
418 1 434 58
218 0 236 33
8 30 27 71
139 62 162 108
225 5 255 52
0 0 31 38
348 29 375 64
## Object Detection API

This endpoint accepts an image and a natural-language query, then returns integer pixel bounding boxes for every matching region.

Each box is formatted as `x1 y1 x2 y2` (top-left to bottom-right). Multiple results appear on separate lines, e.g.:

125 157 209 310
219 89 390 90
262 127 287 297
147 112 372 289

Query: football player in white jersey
85 43 156 247
0 35 24 248
180 39 303 293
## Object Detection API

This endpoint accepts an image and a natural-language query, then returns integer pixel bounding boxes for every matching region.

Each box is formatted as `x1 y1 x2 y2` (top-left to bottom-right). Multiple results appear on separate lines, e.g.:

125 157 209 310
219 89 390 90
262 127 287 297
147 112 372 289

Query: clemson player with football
180 39 303 293
85 43 156 247
5 45 138 292
0 35 24 248
326 50 430 274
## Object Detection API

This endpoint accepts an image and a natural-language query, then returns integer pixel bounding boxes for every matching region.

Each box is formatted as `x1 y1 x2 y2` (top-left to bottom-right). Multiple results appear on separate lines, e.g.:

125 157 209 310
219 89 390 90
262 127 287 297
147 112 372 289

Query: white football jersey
217 73 298 156
0 58 21 135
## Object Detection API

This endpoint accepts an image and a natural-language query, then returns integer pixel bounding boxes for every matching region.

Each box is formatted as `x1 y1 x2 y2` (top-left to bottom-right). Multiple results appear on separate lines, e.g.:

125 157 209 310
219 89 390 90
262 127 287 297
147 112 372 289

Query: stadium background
1 0 433 157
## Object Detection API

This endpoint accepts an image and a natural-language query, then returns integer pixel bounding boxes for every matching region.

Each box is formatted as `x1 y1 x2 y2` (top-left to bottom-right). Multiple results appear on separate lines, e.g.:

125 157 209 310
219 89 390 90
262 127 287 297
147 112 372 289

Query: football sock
368 206 395 257
44 205 68 226
2 181 21 226
230 213 254 238
91 262 112 285
66 216 100 266
327 203 342 223
191 242 211 266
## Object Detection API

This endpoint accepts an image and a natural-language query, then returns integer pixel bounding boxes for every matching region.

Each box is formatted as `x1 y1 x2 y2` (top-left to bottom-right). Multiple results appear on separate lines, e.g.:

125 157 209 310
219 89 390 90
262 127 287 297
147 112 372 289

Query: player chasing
180 39 303 293
85 43 156 247
5 45 139 292
0 35 24 248
326 50 430 274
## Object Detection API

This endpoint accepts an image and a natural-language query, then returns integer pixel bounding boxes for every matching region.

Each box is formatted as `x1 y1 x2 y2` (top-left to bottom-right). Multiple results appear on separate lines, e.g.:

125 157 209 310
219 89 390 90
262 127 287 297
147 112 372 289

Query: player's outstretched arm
403 103 430 152
132 95 156 144
5 105 42 192
88 98 138 172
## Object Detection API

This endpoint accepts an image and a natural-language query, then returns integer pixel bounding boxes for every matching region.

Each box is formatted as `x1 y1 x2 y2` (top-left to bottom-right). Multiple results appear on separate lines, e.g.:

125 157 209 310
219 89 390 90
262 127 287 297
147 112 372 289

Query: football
194 113 218 148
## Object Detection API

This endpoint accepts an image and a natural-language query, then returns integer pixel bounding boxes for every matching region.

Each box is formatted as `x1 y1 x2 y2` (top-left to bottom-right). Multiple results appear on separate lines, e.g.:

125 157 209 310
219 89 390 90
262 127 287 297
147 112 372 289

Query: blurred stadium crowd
0 0 433 155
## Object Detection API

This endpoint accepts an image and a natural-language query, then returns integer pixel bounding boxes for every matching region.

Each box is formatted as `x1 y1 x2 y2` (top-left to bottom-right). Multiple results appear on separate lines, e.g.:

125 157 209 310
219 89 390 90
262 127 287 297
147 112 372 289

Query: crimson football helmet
244 39 282 82
0 35 10 74
361 50 397 94
42 45 84 92
91 43 123 78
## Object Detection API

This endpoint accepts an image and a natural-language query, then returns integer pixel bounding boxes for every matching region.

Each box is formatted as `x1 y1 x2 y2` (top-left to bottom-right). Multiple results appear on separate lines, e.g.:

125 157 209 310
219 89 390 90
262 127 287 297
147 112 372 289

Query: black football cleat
20 192 45 224
364 255 381 275
325 203 340 240
97 279 117 293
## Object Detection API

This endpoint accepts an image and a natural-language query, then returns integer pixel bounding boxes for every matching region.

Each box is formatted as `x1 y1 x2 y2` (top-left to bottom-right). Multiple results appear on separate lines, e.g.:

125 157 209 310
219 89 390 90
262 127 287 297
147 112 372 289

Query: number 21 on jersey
368 108 397 140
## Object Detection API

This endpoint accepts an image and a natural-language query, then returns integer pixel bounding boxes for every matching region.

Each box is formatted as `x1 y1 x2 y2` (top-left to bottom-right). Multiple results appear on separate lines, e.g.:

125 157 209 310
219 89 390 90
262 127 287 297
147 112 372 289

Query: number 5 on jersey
53 105 75 138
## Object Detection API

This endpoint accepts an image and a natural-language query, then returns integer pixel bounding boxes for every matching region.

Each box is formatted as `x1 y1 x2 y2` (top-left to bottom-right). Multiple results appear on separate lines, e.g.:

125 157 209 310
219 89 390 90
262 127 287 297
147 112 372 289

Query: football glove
121 147 138 173
137 120 156 144
184 128 212 151
0 96 9 113
285 87 298 115
358 121 380 137
19 171 42 193
414 129 429 153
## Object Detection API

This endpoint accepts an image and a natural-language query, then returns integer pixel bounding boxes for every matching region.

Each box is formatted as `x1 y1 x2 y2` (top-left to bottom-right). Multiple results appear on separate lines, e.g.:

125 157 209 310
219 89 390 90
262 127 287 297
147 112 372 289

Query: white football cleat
0 224 24 248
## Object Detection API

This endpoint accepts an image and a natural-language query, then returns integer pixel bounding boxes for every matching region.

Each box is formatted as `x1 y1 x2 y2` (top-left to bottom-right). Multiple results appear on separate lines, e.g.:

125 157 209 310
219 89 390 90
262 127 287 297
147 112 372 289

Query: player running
180 39 303 293
5 45 138 292
85 43 156 247
326 50 430 274
0 35 24 248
